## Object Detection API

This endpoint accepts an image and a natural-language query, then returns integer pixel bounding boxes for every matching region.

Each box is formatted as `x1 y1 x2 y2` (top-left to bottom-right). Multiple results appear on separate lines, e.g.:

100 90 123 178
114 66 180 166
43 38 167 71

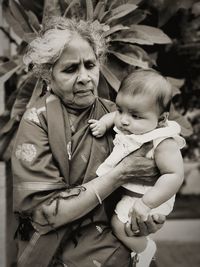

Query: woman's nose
77 67 90 84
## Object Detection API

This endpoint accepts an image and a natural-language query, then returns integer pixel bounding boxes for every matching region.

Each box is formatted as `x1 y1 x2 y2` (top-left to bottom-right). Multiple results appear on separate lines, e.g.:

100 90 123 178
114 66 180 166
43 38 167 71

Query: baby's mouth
119 127 132 135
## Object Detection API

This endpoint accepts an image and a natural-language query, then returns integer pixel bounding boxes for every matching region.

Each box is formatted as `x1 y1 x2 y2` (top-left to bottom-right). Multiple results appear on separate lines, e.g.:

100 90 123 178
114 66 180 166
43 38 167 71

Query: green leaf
105 4 138 24
110 37 154 45
115 25 172 45
97 3 106 21
99 10 111 22
86 0 94 20
111 9 147 27
98 72 110 99
129 0 142 4
0 116 19 161
63 0 80 17
0 61 22 84
3 4 25 39
9 0 33 33
26 10 41 32
42 0 62 20
103 25 129 38
18 0 44 21
100 64 120 91
125 45 154 65
11 75 38 118
108 0 119 11
93 1 104 20
23 32 38 43
108 50 149 68
0 60 18 76
169 104 193 137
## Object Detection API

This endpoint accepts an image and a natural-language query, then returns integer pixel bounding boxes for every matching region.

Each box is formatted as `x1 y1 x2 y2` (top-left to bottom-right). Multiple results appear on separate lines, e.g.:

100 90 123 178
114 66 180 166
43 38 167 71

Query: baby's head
114 69 172 135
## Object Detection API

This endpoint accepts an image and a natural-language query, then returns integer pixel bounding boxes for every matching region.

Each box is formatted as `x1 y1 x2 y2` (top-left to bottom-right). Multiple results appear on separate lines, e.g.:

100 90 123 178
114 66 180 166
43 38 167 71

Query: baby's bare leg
111 214 147 253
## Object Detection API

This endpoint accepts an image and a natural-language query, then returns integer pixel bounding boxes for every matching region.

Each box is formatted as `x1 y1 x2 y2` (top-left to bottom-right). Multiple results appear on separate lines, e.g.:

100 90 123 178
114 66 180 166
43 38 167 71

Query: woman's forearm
32 168 123 233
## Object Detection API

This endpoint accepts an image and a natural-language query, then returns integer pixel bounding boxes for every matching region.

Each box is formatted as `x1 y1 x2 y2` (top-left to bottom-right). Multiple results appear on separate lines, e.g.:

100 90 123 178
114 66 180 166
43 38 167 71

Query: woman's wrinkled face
50 34 100 109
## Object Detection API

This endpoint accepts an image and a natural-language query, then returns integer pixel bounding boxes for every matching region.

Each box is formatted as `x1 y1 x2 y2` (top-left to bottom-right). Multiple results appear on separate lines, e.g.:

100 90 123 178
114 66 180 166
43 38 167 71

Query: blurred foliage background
0 0 199 168
0 2 200 266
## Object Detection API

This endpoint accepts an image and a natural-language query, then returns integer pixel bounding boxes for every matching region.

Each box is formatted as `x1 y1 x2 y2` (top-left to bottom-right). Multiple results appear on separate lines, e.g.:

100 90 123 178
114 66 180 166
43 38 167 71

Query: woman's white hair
23 17 107 82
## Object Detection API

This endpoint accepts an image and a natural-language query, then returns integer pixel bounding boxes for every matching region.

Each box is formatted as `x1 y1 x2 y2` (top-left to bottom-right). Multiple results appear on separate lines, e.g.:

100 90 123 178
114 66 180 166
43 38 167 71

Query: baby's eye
132 114 141 119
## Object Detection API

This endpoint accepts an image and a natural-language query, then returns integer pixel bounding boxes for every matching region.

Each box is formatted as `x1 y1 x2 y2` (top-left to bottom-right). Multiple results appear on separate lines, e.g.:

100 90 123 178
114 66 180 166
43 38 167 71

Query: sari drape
12 93 131 267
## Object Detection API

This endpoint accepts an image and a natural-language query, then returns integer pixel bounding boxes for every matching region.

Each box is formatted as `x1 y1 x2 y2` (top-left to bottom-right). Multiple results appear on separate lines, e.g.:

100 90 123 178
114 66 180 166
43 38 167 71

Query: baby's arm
88 112 116 137
132 138 184 221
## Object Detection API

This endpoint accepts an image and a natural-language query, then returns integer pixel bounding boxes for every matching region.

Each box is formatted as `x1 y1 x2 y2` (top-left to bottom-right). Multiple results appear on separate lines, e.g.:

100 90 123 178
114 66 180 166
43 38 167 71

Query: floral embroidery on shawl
24 108 40 124
95 225 103 234
93 259 102 267
67 141 72 160
15 143 37 162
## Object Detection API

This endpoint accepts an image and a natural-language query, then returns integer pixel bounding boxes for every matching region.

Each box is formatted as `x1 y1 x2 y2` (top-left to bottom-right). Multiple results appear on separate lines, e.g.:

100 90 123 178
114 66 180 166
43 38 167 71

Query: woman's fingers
139 214 166 235
137 219 149 236
152 214 166 224
125 214 166 237
125 222 138 237
125 209 140 236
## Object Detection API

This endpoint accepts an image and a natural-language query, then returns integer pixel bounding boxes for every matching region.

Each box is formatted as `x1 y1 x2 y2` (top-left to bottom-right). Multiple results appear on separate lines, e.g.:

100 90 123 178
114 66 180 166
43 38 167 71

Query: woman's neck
65 106 82 115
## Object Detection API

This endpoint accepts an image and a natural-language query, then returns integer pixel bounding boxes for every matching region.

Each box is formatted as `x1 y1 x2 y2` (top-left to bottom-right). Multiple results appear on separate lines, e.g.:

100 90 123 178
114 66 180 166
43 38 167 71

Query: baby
89 69 185 267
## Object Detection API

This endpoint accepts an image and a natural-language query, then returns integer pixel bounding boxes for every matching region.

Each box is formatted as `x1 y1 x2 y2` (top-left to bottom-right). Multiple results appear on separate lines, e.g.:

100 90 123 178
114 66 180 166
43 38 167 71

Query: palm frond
100 64 120 91
63 0 80 17
93 1 105 20
3 3 25 40
105 4 138 24
86 0 94 21
0 60 22 84
108 50 149 68
9 0 33 33
103 25 129 38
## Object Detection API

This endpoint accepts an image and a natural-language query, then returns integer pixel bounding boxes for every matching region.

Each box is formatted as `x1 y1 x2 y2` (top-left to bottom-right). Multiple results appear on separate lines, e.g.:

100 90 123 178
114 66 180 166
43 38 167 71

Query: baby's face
114 92 159 135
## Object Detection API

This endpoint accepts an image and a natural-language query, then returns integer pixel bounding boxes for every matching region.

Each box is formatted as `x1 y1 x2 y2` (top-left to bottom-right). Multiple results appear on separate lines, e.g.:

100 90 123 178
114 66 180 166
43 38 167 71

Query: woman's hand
125 213 166 237
129 198 151 222
116 142 159 185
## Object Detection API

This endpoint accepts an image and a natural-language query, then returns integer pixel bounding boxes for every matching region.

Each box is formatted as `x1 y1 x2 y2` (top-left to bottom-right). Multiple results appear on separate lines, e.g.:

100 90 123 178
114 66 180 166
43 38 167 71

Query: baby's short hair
119 69 172 114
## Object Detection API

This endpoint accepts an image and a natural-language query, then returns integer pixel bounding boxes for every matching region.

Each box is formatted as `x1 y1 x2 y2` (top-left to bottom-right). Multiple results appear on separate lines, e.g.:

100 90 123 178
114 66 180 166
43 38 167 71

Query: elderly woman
12 17 164 267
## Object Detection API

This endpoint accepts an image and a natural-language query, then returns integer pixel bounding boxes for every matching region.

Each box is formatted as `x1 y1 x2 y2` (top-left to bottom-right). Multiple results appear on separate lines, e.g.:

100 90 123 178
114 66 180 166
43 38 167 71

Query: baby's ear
158 112 169 127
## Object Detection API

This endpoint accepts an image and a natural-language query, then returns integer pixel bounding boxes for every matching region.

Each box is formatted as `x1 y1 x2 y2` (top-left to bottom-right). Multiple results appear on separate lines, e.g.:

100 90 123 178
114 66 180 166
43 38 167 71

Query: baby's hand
88 119 107 138
129 198 151 222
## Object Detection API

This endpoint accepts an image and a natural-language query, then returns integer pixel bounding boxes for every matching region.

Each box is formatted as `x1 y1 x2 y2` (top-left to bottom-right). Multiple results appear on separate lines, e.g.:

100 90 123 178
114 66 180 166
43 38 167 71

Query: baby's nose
121 115 129 125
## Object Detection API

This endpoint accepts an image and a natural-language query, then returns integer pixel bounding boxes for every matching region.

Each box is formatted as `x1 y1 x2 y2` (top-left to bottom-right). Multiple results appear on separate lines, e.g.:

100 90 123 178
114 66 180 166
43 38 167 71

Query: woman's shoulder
23 93 57 126
98 97 116 112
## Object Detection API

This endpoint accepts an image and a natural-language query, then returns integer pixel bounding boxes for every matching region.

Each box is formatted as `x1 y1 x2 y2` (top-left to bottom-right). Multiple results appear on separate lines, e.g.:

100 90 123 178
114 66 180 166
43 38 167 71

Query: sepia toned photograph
0 1 200 266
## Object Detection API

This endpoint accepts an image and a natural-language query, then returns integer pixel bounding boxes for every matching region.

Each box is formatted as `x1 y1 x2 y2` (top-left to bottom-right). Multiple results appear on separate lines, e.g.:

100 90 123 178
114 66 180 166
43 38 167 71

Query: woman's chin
64 95 96 109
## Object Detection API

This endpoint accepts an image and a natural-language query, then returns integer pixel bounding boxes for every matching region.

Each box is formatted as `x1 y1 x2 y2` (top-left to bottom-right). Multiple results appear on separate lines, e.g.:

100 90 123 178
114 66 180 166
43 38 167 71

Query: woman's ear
158 112 169 126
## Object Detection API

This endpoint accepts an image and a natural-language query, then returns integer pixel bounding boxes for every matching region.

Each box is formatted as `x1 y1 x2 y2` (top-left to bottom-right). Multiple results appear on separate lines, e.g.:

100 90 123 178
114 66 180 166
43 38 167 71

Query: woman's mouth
75 89 93 96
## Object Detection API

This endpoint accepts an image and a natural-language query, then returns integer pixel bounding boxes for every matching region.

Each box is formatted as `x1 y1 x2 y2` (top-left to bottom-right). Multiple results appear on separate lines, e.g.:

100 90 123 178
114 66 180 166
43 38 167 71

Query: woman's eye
85 62 95 69
63 65 77 73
